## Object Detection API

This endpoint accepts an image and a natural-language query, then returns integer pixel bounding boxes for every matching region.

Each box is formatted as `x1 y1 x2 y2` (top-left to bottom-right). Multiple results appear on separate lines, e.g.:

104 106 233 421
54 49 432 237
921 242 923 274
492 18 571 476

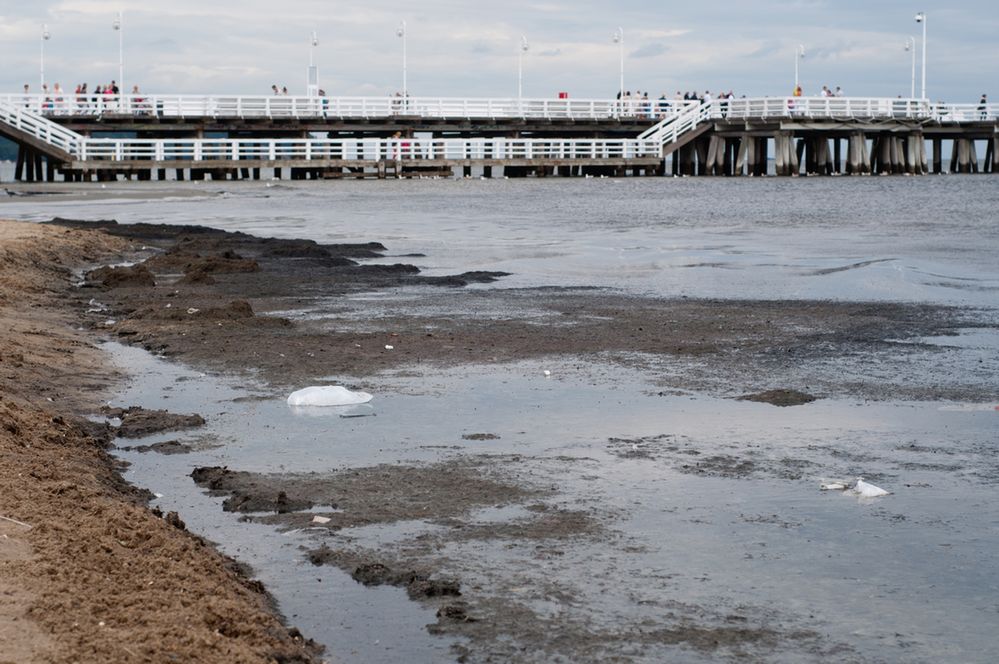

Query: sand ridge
0 220 320 664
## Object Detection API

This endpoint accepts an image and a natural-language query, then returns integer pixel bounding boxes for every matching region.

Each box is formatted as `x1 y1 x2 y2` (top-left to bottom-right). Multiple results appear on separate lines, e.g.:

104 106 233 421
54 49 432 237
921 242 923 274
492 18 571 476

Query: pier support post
951 139 978 174
14 147 25 181
695 137 709 176
774 132 796 176
736 136 751 176
756 136 769 176
933 138 943 174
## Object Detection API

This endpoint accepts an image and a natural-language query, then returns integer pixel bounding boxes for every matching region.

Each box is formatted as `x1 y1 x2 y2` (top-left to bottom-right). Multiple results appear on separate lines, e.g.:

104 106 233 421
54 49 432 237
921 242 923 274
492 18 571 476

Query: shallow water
3 176 999 306
107 336 999 662
5 177 999 661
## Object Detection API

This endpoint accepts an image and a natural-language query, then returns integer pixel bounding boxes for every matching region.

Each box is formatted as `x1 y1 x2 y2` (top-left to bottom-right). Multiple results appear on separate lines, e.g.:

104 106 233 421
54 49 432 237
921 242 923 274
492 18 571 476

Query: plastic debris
287 386 373 407
0 515 33 529
853 478 890 498
385 345 394 350
312 515 331 525
543 370 552 377
819 481 848 491
187 308 200 315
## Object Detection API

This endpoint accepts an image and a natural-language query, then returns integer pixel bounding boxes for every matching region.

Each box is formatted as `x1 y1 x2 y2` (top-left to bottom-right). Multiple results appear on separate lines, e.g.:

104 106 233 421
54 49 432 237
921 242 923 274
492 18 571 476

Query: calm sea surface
1 175 998 305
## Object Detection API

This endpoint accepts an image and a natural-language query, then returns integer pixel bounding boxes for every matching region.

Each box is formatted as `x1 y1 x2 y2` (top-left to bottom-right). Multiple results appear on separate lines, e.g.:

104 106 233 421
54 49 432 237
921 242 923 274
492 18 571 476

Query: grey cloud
630 43 667 59
0 0 996 101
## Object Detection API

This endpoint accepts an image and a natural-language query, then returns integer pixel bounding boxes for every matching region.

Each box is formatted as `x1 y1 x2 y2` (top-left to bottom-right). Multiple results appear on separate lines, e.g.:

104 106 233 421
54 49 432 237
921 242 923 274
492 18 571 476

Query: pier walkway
1 94 996 181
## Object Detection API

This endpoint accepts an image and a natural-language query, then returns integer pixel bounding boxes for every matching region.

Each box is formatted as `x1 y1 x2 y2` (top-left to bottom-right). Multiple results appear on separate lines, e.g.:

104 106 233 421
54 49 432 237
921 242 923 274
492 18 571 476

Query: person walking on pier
979 94 988 120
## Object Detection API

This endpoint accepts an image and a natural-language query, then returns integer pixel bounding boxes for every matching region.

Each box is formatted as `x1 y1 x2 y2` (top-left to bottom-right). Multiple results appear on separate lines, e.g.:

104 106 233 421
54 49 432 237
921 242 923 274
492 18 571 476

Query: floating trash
852 478 890 498
287 386 373 407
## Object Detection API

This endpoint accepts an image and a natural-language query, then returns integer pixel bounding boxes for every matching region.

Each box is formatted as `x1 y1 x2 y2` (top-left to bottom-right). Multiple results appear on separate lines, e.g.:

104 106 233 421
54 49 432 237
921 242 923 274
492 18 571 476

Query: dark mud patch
191 457 543 526
307 548 462 600
738 389 818 407
51 218 997 402
118 439 192 455
432 508 603 542
608 434 818 480
86 264 156 288
103 406 206 438
462 433 501 441
426 593 821 663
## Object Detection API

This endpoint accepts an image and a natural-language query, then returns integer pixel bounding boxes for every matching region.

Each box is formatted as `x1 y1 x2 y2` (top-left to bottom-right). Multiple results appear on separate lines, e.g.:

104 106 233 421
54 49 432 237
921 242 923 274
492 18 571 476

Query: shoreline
0 220 320 664
3 216 997 661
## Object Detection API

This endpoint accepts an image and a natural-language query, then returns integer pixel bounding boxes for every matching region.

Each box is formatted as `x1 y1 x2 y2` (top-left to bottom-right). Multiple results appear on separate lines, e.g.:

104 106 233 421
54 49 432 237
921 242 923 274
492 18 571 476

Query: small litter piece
819 478 850 491
385 345 394 350
543 370 551 377
287 386 373 407
852 478 890 498
311 515 331 525
186 308 200 315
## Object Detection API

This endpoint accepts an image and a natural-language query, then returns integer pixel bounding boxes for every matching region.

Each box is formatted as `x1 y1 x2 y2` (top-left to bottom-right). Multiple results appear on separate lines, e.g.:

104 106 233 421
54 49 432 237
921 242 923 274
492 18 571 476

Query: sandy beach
0 221 318 664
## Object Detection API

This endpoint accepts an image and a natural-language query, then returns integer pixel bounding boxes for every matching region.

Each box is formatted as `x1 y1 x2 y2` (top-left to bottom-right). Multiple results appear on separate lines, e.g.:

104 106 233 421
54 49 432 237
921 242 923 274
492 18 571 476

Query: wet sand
4 217 998 662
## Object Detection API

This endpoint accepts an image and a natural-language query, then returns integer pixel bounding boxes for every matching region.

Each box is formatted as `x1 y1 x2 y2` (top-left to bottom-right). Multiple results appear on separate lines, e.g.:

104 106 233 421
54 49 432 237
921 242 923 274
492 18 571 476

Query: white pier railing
76 137 662 162
0 100 81 154
0 93 681 121
710 97 999 122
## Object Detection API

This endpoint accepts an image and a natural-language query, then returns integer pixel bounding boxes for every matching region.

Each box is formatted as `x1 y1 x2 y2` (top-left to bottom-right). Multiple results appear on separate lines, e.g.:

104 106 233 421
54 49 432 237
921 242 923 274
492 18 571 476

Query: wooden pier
1 94 996 182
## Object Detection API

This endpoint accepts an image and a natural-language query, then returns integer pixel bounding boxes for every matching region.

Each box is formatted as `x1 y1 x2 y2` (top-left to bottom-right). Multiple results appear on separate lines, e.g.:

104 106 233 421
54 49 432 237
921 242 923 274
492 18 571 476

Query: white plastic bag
287 386 373 407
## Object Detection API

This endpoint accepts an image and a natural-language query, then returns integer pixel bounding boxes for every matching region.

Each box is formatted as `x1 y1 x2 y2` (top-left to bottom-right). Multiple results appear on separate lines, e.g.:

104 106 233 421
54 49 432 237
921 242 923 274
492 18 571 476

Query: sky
1 1 996 101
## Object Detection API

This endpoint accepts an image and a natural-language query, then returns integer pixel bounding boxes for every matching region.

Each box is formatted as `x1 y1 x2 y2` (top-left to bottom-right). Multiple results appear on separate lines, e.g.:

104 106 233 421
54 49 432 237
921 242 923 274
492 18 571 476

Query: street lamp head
42 25 50 40
397 21 405 38
521 35 529 52
797 44 805 58
613 27 623 44
915 12 925 23
311 31 319 47
113 14 121 31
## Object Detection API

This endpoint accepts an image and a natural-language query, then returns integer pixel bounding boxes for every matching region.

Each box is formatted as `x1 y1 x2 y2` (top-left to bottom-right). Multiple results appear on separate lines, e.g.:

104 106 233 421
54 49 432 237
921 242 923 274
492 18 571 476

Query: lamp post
517 35 529 102
40 24 51 91
307 31 319 97
905 37 916 98
612 27 624 102
794 44 805 91
914 12 927 99
112 11 124 105
396 21 407 100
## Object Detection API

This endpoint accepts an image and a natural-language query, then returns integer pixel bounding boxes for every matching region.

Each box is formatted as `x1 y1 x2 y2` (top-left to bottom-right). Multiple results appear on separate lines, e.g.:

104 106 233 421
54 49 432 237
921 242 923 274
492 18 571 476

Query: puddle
103 339 999 661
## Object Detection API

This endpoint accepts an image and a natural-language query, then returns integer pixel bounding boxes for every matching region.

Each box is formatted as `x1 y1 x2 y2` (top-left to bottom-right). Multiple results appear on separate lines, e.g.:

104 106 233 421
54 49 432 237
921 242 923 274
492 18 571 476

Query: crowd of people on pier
614 89 742 118
21 81 149 114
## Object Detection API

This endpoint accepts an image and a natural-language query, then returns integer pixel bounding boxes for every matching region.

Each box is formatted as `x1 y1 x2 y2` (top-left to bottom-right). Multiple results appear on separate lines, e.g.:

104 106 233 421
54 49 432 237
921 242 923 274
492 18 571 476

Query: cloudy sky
1 1 996 101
